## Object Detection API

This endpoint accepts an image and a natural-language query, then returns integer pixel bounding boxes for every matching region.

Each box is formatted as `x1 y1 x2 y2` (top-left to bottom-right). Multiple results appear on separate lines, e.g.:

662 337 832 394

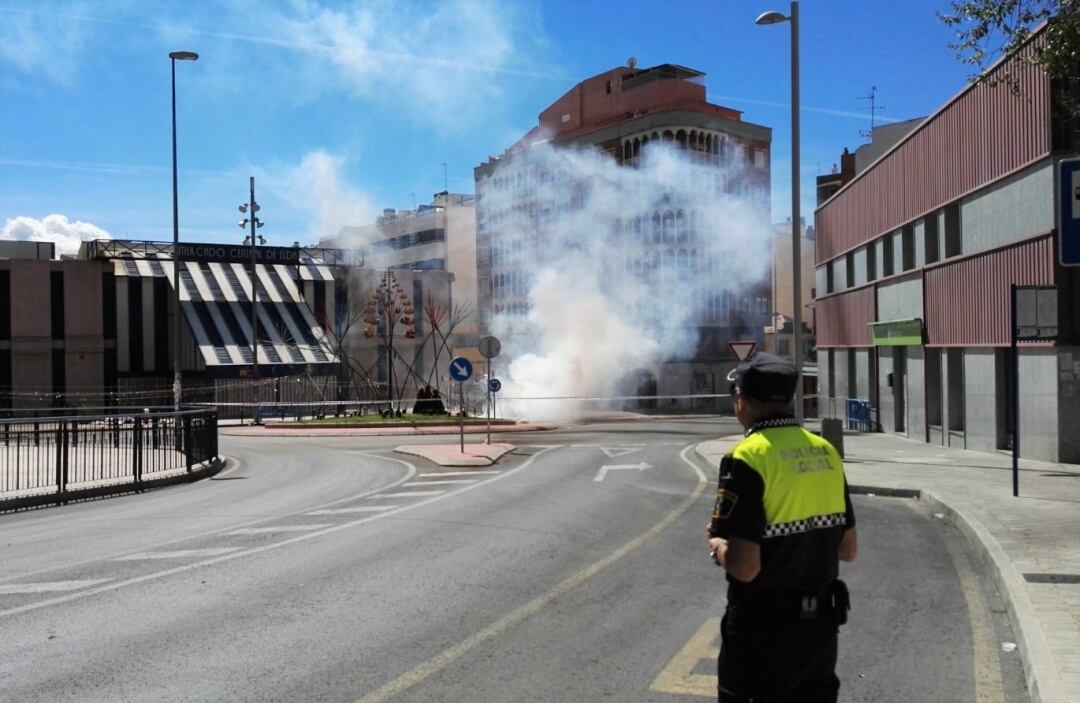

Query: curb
916 490 1068 703
693 440 1066 703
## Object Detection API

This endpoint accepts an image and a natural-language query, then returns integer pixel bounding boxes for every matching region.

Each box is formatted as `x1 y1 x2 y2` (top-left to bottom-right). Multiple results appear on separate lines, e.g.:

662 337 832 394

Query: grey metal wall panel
877 275 924 322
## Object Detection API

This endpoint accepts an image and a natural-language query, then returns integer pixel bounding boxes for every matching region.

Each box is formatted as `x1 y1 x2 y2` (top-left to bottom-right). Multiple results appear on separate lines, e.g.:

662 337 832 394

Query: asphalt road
0 418 1027 702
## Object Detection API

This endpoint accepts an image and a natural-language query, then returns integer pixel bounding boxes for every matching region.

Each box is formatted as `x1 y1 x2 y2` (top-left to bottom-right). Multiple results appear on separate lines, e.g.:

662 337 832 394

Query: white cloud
268 150 377 242
270 0 549 131
1 214 112 257
0 5 89 87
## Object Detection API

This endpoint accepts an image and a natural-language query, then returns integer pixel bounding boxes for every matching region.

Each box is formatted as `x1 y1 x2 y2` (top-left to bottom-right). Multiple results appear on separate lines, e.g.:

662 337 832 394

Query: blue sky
0 0 977 254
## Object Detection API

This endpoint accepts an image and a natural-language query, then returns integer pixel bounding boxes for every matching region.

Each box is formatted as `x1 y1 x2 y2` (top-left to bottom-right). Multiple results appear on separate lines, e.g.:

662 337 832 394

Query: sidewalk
696 432 1080 703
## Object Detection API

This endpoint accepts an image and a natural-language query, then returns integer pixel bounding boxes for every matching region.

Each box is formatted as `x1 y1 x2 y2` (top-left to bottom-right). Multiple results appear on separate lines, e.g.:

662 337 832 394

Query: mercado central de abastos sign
177 243 301 266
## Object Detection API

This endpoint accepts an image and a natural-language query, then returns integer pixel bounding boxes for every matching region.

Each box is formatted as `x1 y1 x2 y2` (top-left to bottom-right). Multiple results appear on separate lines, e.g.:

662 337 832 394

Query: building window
51 271 65 340
944 202 961 258
866 242 877 281
754 148 768 168
825 261 835 294
847 348 857 400
883 235 895 277
947 348 964 432
924 215 940 264
845 252 855 288
901 225 915 271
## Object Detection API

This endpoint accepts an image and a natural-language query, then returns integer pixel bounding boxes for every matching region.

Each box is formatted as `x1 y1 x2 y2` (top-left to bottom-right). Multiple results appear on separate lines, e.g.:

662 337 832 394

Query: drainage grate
1023 573 1080 584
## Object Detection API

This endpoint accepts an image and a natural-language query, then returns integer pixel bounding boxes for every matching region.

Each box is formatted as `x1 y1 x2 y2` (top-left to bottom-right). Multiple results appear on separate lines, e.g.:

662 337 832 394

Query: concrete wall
1017 348 1059 462
964 349 997 454
10 261 53 405
907 346 926 442
62 261 105 391
961 162 1053 256
877 275 923 321
1059 347 1080 463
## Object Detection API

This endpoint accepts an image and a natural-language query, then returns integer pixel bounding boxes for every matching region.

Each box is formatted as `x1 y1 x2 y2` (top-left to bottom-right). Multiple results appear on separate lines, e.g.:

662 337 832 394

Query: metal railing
0 408 219 510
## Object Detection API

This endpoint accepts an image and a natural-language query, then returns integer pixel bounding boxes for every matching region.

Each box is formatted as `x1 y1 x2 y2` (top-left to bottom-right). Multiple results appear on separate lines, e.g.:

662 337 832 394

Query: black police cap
728 352 798 403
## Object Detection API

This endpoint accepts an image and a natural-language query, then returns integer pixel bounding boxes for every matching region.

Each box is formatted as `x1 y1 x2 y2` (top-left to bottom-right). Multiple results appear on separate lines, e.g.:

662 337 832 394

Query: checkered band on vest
764 512 847 538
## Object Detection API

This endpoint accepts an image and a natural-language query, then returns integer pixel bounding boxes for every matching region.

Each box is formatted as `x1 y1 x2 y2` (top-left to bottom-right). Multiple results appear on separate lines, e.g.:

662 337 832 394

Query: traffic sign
449 356 473 382
488 378 502 393
1060 157 1080 266
727 341 757 362
478 336 502 359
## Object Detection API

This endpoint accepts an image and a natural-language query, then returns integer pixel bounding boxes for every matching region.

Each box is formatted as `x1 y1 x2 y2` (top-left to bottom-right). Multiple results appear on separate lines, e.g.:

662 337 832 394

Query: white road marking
600 447 642 458
225 524 332 536
594 462 653 482
418 471 499 477
0 446 563 620
404 479 476 486
371 491 445 498
306 506 397 515
112 548 241 561
0 579 113 595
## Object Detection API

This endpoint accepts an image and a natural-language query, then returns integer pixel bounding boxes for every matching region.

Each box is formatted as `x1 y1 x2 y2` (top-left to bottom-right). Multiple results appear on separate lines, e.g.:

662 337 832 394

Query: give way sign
728 341 757 362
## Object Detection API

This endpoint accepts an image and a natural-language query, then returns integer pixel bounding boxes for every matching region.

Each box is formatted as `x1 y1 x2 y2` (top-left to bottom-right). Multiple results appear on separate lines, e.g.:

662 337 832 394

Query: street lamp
756 2 803 421
170 50 198 411
238 177 265 421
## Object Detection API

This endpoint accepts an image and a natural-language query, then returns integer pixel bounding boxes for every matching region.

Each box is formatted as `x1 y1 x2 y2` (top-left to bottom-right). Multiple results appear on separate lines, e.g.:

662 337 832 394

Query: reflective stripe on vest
732 426 846 539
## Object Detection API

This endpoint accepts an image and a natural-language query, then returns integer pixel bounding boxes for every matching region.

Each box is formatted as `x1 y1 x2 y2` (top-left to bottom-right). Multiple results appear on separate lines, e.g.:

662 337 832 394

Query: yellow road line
650 617 720 696
353 444 709 703
937 507 1006 703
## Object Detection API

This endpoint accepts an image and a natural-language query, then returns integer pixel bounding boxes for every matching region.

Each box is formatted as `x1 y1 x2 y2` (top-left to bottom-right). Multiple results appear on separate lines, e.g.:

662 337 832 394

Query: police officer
707 352 857 702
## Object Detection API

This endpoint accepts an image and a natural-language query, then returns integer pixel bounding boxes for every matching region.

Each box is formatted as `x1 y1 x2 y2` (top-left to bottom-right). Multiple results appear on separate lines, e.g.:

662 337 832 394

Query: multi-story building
0 238 457 411
764 219 816 360
474 62 773 407
327 191 480 363
814 28 1079 462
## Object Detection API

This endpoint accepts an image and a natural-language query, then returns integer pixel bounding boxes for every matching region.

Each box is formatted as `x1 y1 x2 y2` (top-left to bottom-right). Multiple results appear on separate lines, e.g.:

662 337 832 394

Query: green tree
941 1 1080 119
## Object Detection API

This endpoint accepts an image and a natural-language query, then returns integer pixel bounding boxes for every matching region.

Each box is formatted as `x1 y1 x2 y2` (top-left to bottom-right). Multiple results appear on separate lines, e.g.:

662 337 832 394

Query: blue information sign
1060 158 1080 266
449 356 473 382
488 378 502 393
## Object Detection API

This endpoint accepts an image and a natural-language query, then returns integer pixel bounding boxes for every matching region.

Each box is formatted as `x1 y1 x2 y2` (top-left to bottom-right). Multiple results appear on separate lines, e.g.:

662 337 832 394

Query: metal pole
1011 284 1020 497
249 176 260 423
486 358 491 445
170 58 182 412
790 0 803 423
459 382 465 453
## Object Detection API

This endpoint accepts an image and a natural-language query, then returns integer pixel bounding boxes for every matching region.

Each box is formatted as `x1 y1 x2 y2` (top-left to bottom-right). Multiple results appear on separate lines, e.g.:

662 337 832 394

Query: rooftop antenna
440 162 448 193
858 86 885 141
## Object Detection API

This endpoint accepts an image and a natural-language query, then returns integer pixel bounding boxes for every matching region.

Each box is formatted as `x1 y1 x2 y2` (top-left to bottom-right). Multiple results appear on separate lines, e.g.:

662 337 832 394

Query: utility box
821 417 845 458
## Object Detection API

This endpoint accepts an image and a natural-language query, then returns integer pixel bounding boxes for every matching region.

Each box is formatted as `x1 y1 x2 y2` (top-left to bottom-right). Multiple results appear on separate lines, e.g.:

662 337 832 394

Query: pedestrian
707 352 857 702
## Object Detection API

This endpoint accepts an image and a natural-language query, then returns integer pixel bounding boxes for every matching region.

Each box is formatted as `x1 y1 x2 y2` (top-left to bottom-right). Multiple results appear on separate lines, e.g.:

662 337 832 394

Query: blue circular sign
488 378 502 393
449 356 473 382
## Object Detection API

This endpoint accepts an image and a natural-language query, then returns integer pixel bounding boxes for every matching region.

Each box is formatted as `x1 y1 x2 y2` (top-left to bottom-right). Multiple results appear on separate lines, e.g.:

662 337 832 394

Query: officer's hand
708 537 727 567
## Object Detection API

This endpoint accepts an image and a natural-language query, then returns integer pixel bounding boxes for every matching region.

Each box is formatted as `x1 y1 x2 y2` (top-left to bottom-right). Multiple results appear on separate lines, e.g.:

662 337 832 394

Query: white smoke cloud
484 143 772 421
1 214 111 257
272 150 378 242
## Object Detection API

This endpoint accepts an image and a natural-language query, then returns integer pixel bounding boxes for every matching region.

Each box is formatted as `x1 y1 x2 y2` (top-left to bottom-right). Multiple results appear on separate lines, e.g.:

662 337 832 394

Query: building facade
814 30 1080 462
474 62 773 407
326 192 480 362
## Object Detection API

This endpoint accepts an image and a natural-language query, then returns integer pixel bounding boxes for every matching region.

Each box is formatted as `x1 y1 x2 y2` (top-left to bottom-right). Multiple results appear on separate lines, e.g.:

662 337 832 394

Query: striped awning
113 255 337 368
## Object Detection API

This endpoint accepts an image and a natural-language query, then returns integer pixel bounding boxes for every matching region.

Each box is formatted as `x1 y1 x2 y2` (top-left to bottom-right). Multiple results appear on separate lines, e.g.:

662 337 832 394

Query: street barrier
0 408 219 511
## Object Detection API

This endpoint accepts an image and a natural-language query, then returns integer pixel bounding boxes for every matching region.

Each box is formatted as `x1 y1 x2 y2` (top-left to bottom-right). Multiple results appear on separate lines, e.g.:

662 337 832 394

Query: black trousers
717 601 840 703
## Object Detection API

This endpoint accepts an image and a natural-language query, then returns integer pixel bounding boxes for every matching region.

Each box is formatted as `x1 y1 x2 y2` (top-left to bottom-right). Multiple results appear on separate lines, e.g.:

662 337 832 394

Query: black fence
0 408 219 510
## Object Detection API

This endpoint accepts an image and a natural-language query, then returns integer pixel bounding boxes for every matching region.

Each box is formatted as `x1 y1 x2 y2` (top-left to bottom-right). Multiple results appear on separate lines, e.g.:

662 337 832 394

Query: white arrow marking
600 447 641 458
452 361 469 376
594 462 652 482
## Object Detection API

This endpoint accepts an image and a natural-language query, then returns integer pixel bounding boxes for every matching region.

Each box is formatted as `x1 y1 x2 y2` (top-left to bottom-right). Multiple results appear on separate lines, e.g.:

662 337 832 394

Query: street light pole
756 2 802 421
169 50 198 412
238 177 265 422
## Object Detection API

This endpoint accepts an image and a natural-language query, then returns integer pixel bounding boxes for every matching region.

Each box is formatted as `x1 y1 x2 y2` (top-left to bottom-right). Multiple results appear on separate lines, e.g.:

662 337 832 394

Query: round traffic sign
478 336 501 359
449 356 473 382
488 378 502 393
